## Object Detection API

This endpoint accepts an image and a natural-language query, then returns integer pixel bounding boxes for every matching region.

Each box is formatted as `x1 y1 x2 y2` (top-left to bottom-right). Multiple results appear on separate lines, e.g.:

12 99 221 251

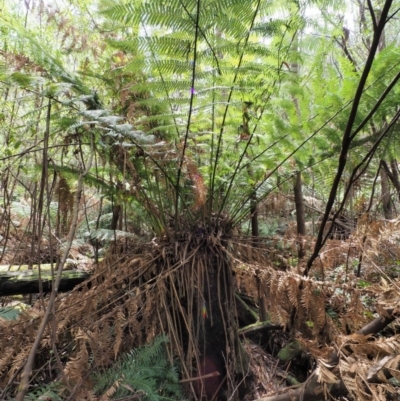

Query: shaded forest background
1 0 400 400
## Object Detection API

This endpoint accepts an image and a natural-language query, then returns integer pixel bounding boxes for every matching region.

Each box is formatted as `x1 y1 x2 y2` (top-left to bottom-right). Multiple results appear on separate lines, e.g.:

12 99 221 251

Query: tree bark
111 204 122 230
250 194 259 239
294 171 306 236
380 161 393 219
381 159 400 205
390 159 400 191
294 171 306 259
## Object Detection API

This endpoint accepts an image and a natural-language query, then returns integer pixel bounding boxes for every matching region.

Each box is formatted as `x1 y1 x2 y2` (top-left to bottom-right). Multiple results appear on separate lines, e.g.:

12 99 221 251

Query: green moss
277 341 302 362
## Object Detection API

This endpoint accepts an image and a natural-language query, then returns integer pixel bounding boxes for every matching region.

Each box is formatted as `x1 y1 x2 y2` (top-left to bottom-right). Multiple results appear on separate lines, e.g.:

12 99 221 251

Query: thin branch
180 371 221 383
386 7 400 22
238 321 283 336
350 69 400 141
0 141 73 161
367 0 377 29
335 31 358 70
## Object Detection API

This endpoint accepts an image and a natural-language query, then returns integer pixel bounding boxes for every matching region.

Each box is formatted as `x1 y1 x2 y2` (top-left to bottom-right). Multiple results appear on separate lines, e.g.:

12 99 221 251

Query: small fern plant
20 382 63 401
92 335 184 401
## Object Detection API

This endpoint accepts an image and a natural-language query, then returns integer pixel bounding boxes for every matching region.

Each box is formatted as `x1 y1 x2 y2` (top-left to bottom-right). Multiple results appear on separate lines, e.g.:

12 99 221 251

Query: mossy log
277 341 302 362
0 263 64 272
238 321 283 336
0 270 90 296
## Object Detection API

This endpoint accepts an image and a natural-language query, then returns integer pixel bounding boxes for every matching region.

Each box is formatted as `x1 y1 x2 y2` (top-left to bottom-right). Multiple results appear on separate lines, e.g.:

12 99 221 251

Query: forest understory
2 0 400 400
1 196 400 401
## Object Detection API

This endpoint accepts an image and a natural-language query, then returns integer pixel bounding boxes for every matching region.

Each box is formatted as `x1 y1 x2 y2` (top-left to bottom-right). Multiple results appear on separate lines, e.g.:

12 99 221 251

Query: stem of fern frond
209 0 262 216
174 0 201 228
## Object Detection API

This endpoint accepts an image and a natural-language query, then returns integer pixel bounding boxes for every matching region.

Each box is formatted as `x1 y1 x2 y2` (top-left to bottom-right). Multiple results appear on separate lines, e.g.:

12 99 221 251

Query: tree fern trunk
167 231 250 401
196 247 248 400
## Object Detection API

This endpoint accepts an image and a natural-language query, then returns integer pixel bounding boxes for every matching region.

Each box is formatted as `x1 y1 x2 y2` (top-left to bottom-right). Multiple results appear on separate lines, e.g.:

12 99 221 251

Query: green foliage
277 340 302 361
1 0 399 235
98 0 304 222
10 201 31 219
92 335 184 401
88 228 136 243
2 1 400 400
15 382 63 401
0 306 22 321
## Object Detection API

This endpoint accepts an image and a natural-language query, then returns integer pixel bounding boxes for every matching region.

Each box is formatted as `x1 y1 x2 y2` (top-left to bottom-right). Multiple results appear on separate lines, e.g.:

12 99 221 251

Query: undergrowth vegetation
92 335 183 401
1 0 400 401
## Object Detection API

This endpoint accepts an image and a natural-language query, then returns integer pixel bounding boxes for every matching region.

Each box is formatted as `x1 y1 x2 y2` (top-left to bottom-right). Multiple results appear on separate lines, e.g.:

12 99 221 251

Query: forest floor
1 210 400 400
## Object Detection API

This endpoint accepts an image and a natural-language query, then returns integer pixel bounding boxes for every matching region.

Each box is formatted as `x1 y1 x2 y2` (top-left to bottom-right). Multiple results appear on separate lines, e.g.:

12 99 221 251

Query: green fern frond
0 306 22 321
89 228 136 242
11 201 31 218
100 2 139 25
19 381 64 401
131 80 193 94
93 335 184 401
0 60 6 79
9 72 38 88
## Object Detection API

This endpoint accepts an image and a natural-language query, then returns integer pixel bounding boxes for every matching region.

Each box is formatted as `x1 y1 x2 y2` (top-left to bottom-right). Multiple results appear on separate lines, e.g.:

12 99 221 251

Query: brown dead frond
335 335 400 401
55 176 74 237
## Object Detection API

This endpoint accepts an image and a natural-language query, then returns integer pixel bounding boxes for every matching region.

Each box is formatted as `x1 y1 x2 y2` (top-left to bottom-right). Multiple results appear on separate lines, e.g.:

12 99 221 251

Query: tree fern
99 0 301 223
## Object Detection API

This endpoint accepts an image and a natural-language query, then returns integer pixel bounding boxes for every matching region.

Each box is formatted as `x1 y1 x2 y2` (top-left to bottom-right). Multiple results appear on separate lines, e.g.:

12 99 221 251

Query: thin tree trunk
294 171 306 236
294 171 306 259
249 176 264 321
290 30 306 259
390 159 400 204
250 192 259 238
381 159 400 205
380 161 393 219
111 204 121 230
111 181 123 230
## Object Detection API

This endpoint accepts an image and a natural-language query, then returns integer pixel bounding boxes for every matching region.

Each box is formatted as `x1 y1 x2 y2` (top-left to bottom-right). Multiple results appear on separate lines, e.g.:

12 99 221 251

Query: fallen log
0 270 90 296
254 308 399 401
238 321 283 336
0 263 64 272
